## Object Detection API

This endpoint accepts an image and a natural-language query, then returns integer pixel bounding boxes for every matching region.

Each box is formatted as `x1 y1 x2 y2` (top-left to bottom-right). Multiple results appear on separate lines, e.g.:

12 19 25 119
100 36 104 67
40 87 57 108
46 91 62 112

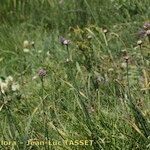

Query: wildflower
11 83 20 91
66 58 69 62
137 40 142 46
143 22 150 30
23 48 30 53
103 28 108 34
23 40 30 48
146 30 150 36
60 36 70 45
137 40 142 48
5 76 13 84
38 68 47 78
0 82 8 94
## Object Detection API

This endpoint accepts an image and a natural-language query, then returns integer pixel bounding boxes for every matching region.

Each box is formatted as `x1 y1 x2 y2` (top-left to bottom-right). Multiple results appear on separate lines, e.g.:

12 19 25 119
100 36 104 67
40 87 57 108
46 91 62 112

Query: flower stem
41 77 49 150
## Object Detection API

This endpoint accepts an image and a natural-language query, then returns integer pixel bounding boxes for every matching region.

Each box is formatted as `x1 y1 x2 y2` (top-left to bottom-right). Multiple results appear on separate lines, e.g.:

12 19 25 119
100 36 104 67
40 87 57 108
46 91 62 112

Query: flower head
23 40 30 48
5 76 13 84
0 82 8 94
60 36 70 45
11 82 20 91
23 48 30 53
137 40 142 46
38 68 47 78
143 22 150 30
146 30 150 36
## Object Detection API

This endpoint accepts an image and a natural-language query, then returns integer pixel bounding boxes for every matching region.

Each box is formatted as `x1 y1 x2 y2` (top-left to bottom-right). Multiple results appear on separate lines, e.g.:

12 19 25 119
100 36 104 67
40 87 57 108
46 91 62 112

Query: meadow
0 0 150 150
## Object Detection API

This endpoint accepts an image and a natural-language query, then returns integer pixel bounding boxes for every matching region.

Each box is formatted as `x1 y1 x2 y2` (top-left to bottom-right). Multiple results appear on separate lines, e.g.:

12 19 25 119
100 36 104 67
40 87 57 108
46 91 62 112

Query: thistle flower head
143 22 150 30
38 68 47 77
60 36 70 45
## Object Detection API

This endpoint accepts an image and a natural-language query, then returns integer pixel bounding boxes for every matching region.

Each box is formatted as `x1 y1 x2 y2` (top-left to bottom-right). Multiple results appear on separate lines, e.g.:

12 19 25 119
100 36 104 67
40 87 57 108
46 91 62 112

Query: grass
0 0 150 150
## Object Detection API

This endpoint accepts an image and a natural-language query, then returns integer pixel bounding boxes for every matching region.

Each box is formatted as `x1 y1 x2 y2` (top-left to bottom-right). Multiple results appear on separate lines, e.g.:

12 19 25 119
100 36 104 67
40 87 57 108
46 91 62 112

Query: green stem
41 78 49 150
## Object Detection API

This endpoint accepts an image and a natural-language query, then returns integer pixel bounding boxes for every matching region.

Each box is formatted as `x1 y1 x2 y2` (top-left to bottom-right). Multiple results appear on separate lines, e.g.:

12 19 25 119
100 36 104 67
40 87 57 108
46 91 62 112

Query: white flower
5 76 13 84
23 48 30 53
0 82 8 94
63 40 70 45
146 30 150 35
11 83 20 91
103 29 108 34
137 40 142 45
23 40 29 48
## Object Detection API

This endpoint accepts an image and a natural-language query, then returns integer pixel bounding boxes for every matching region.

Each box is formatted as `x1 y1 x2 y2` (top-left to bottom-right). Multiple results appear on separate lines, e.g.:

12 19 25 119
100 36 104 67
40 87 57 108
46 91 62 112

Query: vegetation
0 0 150 150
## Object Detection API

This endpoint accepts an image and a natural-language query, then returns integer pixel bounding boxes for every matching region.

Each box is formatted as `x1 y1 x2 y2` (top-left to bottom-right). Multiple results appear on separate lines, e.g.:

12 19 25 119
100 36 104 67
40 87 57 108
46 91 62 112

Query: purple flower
143 22 150 30
59 36 70 45
38 68 46 77
138 29 146 38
